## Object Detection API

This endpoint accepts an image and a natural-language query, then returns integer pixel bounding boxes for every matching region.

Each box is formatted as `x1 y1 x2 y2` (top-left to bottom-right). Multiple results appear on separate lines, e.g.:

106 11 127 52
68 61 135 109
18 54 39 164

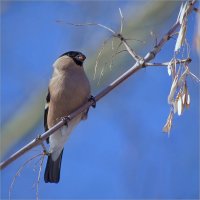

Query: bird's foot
36 135 50 156
61 116 71 126
88 95 96 108
43 149 50 156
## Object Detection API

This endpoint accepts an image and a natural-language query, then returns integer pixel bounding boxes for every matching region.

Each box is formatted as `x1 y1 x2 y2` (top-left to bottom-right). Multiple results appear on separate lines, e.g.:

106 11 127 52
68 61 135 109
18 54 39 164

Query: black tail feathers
44 150 63 183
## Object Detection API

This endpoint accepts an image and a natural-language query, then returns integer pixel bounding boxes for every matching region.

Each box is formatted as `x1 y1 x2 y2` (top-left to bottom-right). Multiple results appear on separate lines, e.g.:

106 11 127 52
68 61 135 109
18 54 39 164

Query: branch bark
0 0 197 170
145 58 192 66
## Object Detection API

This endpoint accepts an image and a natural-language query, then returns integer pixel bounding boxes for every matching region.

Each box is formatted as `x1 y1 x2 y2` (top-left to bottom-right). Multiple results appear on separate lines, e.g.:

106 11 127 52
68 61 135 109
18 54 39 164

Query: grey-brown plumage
44 51 91 183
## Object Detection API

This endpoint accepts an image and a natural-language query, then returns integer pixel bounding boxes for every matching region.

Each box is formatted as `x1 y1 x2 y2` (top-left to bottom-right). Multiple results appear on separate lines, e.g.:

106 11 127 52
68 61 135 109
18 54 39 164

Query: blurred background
1 1 199 199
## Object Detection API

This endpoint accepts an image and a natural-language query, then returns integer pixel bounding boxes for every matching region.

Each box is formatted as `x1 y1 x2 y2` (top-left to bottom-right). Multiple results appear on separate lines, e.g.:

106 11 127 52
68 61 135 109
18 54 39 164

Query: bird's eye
76 54 86 62
77 55 81 59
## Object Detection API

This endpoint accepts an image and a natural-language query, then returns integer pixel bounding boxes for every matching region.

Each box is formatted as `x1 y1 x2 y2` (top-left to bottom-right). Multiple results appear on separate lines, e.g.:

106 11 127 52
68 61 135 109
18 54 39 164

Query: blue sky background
1 1 199 199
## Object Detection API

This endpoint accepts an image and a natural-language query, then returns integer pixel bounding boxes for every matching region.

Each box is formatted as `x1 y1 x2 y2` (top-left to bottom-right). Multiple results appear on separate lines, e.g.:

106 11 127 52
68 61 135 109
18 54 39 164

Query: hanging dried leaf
179 2 187 25
175 24 187 52
168 75 178 104
173 101 178 114
167 59 174 76
182 93 186 105
171 59 176 78
183 82 188 106
177 95 183 116
186 94 190 108
163 111 174 133
167 63 172 76
176 3 184 24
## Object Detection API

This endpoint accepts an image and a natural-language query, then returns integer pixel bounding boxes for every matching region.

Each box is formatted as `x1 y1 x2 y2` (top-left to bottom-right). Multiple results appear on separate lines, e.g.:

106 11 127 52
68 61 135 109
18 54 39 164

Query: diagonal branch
0 0 197 170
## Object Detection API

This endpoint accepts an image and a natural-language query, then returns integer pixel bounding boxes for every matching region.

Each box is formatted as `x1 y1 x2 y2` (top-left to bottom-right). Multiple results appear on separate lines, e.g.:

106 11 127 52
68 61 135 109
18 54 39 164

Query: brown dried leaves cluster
163 61 191 133
163 2 194 134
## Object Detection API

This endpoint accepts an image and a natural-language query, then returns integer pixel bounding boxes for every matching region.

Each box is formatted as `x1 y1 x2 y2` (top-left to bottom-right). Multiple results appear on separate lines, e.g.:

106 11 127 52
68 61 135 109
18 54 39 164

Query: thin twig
36 154 45 200
59 18 142 63
56 21 116 35
116 49 128 55
119 8 124 34
145 58 192 66
109 41 123 70
32 155 44 173
125 38 145 43
0 0 197 171
97 64 105 86
93 38 110 80
9 153 43 200
189 71 200 83
121 39 142 62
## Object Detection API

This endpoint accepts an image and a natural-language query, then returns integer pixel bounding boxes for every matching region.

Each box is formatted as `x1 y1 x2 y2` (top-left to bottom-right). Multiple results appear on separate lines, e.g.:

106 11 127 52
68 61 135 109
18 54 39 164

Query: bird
44 51 92 183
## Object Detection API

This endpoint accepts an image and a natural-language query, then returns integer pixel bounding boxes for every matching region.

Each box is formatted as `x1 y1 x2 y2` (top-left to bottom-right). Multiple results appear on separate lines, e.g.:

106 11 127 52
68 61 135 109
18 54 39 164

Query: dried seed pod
168 75 178 104
186 94 190 108
175 24 187 52
163 111 174 134
177 95 183 116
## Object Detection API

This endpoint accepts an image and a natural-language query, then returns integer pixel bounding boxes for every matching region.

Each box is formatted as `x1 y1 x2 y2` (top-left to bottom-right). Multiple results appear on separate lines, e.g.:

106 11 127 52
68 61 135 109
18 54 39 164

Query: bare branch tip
119 8 124 34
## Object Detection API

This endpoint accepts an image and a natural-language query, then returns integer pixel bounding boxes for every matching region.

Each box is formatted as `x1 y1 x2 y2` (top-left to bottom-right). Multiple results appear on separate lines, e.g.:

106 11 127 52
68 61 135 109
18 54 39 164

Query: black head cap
59 51 86 66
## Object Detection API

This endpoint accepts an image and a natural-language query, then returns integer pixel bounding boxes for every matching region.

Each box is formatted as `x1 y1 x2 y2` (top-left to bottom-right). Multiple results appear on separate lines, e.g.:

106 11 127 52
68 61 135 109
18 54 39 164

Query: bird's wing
44 89 50 143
